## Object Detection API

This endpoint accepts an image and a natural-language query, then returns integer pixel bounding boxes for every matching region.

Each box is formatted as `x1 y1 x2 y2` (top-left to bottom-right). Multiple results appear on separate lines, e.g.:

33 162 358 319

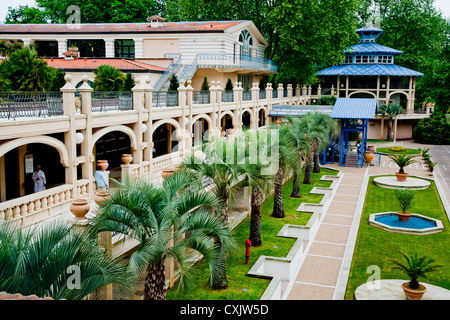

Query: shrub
394 188 415 213
93 65 126 91
413 111 450 145
225 78 233 91
168 74 179 92
389 154 418 173
201 76 209 91
124 73 135 91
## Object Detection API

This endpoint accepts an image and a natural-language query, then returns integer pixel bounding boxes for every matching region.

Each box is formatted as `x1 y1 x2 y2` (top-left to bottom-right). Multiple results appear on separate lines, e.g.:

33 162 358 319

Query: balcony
197 54 278 73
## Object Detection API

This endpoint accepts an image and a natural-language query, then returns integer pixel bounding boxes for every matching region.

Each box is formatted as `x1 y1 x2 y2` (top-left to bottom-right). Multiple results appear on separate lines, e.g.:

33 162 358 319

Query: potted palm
427 161 437 176
390 251 441 300
389 154 418 181
418 148 430 160
394 188 415 222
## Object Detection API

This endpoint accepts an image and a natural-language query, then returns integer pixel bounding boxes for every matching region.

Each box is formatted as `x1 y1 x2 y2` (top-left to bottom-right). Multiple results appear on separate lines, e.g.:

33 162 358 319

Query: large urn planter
70 198 91 220
395 172 409 182
121 154 133 165
161 168 175 179
97 160 109 171
402 282 427 300
94 190 110 207
364 151 373 164
368 145 376 152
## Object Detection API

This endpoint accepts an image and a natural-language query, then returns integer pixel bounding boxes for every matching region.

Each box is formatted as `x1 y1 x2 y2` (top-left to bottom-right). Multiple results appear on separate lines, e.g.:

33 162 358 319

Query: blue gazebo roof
331 98 377 119
317 64 424 77
347 43 403 56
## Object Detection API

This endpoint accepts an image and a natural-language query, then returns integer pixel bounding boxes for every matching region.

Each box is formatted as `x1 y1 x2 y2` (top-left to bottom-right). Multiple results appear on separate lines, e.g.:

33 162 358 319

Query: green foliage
0 219 133 300
0 47 60 91
413 111 450 145
168 74 179 91
390 251 442 289
200 76 209 91
388 154 418 174
394 188 415 213
93 65 126 91
48 68 66 91
5 0 159 24
0 40 25 56
225 78 233 91
124 73 135 91
313 96 337 105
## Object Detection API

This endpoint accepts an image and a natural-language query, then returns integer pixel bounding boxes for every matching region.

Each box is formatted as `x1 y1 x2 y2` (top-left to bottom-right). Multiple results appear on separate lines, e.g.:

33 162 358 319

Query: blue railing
153 53 182 91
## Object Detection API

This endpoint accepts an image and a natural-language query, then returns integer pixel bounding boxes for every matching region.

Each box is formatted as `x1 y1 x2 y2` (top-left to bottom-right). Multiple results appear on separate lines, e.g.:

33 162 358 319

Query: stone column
317 84 322 99
60 74 78 198
104 38 115 58
266 83 273 122
78 75 95 197
133 38 144 58
215 81 223 135
132 77 145 165
287 84 293 104
57 39 68 57
185 80 194 150
143 77 154 163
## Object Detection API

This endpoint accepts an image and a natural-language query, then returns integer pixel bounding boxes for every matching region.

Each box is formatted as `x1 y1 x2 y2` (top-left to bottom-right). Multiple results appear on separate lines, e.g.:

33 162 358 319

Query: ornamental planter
121 154 133 165
402 282 427 300
396 211 411 222
70 198 91 220
94 190 110 207
395 172 409 182
368 145 376 152
97 160 108 171
161 168 175 179
364 151 373 164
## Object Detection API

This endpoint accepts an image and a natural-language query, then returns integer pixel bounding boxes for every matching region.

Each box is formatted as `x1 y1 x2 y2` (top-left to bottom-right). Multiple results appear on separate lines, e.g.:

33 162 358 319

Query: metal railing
152 91 178 108
222 91 234 103
242 90 252 101
193 91 210 104
259 90 266 99
272 90 278 99
91 91 133 112
153 53 182 92
0 91 63 119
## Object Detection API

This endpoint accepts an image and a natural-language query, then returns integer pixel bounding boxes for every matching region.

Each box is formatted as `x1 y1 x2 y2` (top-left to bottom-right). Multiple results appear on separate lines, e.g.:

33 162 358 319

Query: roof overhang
331 98 377 119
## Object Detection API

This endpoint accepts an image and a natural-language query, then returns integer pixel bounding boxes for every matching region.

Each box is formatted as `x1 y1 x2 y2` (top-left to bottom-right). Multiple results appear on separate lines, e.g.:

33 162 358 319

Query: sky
0 0 449 23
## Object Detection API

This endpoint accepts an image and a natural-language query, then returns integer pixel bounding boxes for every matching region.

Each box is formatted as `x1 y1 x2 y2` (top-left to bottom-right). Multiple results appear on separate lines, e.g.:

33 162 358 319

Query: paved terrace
284 141 449 300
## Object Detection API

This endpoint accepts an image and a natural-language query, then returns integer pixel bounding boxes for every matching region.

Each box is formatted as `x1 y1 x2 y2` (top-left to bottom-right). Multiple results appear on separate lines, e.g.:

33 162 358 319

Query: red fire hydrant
245 239 252 264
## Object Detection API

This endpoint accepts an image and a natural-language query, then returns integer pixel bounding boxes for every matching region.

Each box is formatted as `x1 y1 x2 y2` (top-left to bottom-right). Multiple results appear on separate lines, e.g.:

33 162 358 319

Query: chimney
149 15 165 28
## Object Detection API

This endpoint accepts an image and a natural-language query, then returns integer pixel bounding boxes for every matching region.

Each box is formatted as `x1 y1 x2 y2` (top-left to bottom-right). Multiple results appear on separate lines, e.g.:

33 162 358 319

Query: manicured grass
344 176 450 300
167 168 337 300
367 139 391 144
376 147 421 155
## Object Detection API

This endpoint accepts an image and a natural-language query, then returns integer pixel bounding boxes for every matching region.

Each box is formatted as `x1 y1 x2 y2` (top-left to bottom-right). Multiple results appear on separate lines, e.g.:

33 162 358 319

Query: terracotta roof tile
0 291 54 300
0 21 246 34
45 58 166 73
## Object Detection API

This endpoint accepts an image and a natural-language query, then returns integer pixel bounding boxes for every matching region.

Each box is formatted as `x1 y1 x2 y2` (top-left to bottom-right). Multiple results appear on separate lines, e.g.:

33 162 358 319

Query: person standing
32 165 46 193
94 165 109 191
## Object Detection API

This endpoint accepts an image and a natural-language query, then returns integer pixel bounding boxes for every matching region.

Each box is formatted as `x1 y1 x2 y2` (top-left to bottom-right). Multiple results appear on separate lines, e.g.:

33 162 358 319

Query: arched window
239 30 253 57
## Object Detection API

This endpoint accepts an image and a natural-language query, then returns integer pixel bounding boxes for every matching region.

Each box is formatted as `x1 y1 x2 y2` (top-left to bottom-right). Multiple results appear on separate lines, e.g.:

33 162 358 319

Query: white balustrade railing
0 184 74 222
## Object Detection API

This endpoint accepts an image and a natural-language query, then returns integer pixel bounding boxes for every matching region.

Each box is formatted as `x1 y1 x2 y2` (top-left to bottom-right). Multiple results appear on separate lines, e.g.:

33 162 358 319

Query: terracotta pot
402 282 426 300
94 190 110 207
97 160 108 171
395 172 409 182
368 145 376 152
396 211 411 222
121 154 133 165
70 198 91 220
275 119 282 125
68 47 78 52
364 151 373 163
161 168 175 179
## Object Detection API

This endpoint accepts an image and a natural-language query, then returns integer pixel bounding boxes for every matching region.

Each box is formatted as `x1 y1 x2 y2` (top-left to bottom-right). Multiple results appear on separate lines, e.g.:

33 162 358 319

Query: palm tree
389 154 418 174
93 65 126 91
180 136 240 290
237 129 275 246
271 123 299 218
89 171 234 300
0 219 132 300
310 113 337 173
378 103 405 141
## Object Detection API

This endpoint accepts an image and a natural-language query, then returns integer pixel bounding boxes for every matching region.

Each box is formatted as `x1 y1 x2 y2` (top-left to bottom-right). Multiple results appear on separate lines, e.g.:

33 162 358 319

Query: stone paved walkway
284 141 449 300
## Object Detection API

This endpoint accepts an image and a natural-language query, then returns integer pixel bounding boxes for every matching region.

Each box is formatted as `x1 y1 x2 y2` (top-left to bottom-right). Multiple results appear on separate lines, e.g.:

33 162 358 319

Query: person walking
94 165 109 191
32 165 46 193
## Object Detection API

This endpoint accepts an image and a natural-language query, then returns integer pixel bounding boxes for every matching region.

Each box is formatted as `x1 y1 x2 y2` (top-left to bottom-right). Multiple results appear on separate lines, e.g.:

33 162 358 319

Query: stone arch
348 91 377 98
151 118 182 137
220 111 235 124
387 91 410 100
192 114 212 129
92 125 138 152
0 136 70 167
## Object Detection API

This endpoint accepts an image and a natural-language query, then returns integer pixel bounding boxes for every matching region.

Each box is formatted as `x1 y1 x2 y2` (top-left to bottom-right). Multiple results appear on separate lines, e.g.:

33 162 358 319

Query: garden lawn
166 168 337 300
344 176 450 300
376 147 420 155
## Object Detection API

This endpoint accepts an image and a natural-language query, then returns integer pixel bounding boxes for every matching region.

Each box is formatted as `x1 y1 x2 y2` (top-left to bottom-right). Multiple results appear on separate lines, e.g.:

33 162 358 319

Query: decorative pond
369 212 444 235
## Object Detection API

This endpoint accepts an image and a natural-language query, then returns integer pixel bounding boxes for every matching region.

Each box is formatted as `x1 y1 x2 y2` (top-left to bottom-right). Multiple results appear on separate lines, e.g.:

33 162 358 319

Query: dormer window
344 56 353 64
378 55 393 64
239 30 253 57
354 55 376 64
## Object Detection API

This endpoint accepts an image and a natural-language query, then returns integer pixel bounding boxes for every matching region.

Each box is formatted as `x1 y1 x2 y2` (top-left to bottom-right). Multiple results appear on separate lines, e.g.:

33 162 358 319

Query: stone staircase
345 151 359 167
